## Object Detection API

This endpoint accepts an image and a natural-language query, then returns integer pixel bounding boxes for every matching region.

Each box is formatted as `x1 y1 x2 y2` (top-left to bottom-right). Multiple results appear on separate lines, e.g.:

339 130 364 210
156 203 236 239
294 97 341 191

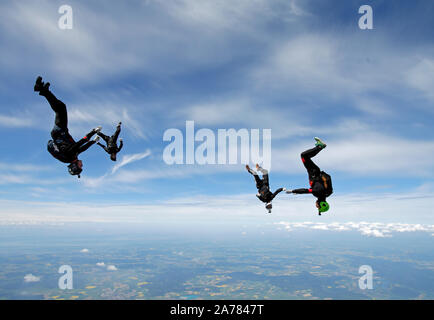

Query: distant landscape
0 222 432 300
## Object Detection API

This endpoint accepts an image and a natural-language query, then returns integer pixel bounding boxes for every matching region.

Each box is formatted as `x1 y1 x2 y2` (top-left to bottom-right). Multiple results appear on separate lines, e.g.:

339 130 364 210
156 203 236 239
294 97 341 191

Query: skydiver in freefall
246 164 285 213
286 137 333 215
96 122 123 161
34 76 102 178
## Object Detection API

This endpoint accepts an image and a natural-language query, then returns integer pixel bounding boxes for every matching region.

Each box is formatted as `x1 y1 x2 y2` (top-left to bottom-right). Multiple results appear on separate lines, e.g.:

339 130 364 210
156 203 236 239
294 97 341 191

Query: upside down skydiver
286 137 333 215
34 76 102 178
246 164 285 213
96 122 124 162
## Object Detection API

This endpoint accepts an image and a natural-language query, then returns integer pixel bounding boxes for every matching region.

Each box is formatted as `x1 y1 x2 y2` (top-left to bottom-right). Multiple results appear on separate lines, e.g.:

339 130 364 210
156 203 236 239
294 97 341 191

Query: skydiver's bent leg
246 166 263 188
301 146 321 179
42 90 68 130
301 146 322 161
97 142 108 152
257 167 269 188
112 122 121 141
251 170 263 187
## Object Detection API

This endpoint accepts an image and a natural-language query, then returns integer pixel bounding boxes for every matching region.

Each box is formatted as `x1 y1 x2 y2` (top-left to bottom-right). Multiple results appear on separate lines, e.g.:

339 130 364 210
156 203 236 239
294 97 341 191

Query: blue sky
0 0 433 226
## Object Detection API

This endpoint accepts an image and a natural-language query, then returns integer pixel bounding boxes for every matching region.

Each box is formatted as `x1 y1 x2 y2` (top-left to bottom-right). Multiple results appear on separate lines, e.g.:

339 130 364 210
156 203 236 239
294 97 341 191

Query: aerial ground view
0 0 433 304
0 222 433 300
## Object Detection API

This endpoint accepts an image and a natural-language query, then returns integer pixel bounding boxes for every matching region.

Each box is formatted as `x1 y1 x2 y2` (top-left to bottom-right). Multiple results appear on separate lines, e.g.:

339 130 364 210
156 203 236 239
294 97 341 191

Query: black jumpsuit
97 125 123 161
42 89 97 163
250 168 284 203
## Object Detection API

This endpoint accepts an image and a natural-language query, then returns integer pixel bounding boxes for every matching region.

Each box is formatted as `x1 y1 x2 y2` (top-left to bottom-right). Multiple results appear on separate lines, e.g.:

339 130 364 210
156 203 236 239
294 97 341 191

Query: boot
314 137 327 149
34 76 50 95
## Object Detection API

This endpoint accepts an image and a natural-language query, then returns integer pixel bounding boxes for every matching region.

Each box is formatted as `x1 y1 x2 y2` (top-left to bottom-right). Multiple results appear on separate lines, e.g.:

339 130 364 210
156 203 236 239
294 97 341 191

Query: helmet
265 203 272 213
318 201 330 213
68 161 82 178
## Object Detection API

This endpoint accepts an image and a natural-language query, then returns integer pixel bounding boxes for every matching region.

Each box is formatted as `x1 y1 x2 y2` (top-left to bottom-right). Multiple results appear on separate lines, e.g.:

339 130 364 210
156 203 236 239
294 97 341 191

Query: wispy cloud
0 114 34 128
406 58 434 102
0 162 51 173
111 150 152 174
0 162 70 186
81 150 152 188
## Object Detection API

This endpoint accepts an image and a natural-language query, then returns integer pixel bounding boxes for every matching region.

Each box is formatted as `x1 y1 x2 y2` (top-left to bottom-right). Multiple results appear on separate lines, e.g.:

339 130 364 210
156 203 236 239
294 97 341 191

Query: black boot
34 76 50 95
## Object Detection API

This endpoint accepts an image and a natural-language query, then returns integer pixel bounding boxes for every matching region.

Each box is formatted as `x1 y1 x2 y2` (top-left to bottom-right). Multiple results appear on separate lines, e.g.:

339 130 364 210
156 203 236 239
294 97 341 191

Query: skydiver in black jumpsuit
246 164 285 213
34 76 101 178
96 122 123 161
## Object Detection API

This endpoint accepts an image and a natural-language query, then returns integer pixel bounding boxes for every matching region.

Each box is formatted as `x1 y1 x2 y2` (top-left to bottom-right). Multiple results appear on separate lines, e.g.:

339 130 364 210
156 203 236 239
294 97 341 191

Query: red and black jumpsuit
292 146 328 202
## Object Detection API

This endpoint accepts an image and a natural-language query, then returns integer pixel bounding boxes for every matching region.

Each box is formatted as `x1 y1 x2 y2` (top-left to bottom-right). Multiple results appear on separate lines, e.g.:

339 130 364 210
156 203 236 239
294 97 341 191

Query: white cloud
111 150 152 174
80 248 89 253
24 274 40 283
271 132 434 177
81 150 152 188
407 58 434 101
96 262 105 267
0 186 433 225
0 114 34 128
275 221 434 238
288 0 310 17
107 265 118 271
0 163 51 173
66 101 150 141
0 0 305 85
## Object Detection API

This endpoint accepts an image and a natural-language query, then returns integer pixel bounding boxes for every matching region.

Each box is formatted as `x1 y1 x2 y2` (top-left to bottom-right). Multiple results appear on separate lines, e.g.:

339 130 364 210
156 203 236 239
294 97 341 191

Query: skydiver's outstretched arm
97 132 110 143
117 139 123 152
112 122 122 142
290 188 312 194
97 142 109 153
271 188 284 199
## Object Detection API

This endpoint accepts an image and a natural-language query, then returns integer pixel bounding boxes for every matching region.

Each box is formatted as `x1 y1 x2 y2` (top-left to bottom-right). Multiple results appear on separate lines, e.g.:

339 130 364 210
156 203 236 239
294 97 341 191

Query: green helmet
318 201 330 213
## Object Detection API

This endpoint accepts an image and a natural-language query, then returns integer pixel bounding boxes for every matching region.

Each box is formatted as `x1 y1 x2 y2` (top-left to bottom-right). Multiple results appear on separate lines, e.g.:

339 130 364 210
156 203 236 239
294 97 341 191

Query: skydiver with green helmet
286 137 333 216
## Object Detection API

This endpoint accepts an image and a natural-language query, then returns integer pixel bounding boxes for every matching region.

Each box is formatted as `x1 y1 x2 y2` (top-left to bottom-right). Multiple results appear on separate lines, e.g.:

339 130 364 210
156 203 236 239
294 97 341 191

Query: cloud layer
276 221 434 238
